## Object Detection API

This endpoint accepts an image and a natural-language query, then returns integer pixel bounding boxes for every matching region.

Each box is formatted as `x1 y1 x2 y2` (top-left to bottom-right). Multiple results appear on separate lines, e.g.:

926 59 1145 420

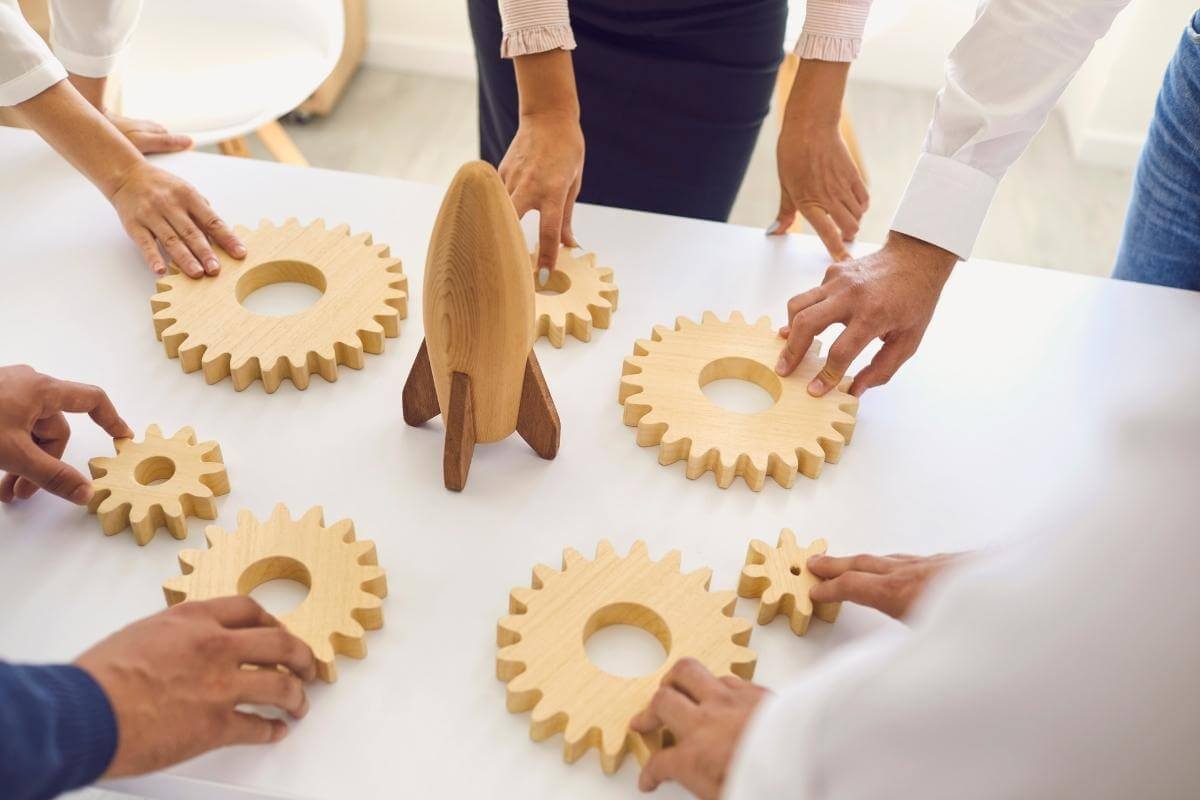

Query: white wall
364 0 473 79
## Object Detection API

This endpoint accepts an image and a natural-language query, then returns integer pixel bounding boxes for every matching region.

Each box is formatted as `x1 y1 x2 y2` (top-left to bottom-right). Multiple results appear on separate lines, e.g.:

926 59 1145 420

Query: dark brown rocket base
402 339 560 491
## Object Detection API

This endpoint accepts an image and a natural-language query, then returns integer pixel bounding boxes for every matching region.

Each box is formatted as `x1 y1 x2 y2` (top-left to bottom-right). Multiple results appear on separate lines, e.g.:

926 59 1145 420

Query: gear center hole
699 357 782 414
239 557 312 617
535 269 572 296
583 603 670 678
134 456 176 486
237 260 327 317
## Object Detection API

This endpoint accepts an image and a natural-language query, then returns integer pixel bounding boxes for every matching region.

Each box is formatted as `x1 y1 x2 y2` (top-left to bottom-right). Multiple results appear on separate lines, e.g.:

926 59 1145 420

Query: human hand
630 659 769 798
776 232 957 396
106 112 194 156
770 119 867 260
76 596 316 778
108 160 246 278
0 365 134 505
808 551 965 620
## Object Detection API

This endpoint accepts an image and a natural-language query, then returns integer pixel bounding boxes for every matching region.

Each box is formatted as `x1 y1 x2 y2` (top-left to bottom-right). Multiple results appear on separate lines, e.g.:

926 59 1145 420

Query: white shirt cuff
891 152 999 260
50 31 126 78
0 60 66 107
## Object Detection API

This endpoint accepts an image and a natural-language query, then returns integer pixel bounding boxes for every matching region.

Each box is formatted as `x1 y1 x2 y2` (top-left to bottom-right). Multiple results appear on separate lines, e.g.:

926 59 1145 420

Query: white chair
118 0 345 164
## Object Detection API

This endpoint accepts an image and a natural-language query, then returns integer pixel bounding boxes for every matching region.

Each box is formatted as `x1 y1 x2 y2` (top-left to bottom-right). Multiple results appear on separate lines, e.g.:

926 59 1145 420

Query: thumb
768 189 797 236
12 440 92 505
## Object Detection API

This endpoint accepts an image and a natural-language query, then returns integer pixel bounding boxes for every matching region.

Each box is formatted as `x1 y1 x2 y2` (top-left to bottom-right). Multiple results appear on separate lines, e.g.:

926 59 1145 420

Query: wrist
783 59 849 130
67 74 106 111
885 230 958 275
96 150 147 200
514 50 580 120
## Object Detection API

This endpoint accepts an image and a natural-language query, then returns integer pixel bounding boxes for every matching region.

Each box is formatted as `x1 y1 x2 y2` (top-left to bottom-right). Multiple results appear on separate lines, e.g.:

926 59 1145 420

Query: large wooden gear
497 540 756 773
88 424 229 545
533 246 618 347
619 311 859 490
163 504 387 682
151 218 407 392
738 531 840 636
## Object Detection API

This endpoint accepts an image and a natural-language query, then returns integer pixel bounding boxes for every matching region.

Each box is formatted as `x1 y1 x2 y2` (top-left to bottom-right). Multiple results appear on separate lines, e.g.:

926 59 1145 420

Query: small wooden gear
88 424 229 545
163 504 387 682
151 218 407 392
497 540 756 773
738 531 840 636
619 311 859 490
533 246 618 347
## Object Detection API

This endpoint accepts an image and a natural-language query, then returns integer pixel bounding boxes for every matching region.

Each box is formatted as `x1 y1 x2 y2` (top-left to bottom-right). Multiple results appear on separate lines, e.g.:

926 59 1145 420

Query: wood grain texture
533 246 618 347
401 339 440 426
738 531 840 636
151 218 407 392
443 371 476 493
88 424 229 545
422 161 535 442
497 540 756 773
163 504 387 682
619 311 859 490
515 352 560 460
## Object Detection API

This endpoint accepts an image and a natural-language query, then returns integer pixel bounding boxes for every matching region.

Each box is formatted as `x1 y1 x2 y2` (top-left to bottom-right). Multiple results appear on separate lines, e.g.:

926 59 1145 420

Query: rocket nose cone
449 160 506 198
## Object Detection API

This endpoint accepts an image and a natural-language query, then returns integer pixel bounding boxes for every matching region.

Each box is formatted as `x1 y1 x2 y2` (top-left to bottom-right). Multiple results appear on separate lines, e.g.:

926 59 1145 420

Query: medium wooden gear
618 311 859 490
533 246 618 347
738 531 840 636
151 218 407 392
88 424 229 545
497 540 756 773
163 504 387 682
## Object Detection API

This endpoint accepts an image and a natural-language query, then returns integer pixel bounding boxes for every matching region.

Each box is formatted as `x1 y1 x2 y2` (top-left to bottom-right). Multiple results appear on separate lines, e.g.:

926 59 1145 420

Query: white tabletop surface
1 127 1198 799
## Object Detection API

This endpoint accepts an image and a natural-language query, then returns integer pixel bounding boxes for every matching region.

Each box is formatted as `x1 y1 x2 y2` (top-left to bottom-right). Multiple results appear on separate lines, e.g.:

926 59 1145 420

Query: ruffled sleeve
499 0 577 58
795 0 873 62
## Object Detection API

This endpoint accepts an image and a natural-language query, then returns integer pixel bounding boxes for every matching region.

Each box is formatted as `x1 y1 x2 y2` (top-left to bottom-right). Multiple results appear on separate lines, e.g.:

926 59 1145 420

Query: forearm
0 662 118 800
68 72 106 109
513 49 579 120
11 79 142 198
784 59 849 131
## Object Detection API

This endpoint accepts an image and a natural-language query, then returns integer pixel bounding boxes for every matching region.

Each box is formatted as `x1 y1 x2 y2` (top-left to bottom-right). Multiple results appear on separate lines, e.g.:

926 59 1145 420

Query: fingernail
69 484 93 505
808 377 826 395
153 263 165 275
775 354 789 375
233 243 247 257
538 267 550 285
205 257 220 272
765 220 782 236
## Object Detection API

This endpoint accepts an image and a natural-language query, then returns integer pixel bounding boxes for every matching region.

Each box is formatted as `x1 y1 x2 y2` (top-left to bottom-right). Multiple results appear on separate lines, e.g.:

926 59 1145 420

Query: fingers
128 225 165 275
0 473 19 502
663 658 721 703
560 176 581 248
828 201 860 244
776 300 842 377
768 190 796 236
147 216 203 278
167 207 220 276
536 204 563 273
798 204 851 261
196 595 280 630
808 571 889 610
784 287 826 331
133 131 193 155
229 627 318 683
223 711 289 747
849 333 921 396
189 195 246 261
12 412 70 499
45 380 133 439
808 553 894 579
638 747 685 793
808 323 873 396
234 669 309 718
849 174 870 211
9 439 92 505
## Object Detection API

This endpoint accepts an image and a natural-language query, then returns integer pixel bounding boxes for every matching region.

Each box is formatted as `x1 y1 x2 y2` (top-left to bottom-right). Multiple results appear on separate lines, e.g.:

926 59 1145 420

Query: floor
244 67 1136 279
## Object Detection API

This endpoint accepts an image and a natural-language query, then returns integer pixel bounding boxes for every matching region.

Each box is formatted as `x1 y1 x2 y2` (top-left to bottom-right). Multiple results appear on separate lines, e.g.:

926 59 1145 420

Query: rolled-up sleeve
499 0 576 58
48 0 143 78
795 0 873 62
0 0 66 106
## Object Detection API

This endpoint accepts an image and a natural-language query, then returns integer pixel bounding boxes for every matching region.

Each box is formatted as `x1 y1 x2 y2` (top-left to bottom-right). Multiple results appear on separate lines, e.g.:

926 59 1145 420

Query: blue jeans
1112 10 1200 291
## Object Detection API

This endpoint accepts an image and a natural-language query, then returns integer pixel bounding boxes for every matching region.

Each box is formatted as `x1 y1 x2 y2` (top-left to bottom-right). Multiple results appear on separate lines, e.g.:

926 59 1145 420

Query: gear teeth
561 547 586 570
594 540 615 559
508 586 537 613
739 531 839 637
533 246 619 347
657 549 682 572
531 563 558 588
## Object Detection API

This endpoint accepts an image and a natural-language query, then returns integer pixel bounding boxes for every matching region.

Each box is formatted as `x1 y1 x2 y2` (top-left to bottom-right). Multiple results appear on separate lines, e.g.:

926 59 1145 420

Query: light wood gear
163 504 386 682
88 424 229 545
534 246 618 347
738 531 840 636
151 218 407 393
497 540 756 774
619 311 859 490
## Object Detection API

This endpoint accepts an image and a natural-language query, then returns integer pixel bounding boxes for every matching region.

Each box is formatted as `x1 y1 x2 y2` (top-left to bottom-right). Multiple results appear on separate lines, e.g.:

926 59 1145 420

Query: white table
2 128 1197 799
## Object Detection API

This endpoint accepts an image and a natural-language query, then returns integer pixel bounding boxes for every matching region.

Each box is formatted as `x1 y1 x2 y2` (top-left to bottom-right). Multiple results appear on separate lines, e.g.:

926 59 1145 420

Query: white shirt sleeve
724 387 1200 799
0 0 140 107
890 0 1133 259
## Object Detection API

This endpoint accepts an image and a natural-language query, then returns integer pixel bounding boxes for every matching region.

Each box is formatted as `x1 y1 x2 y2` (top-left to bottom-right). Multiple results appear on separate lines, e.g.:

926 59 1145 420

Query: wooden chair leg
443 372 476 492
515 351 560 460
256 120 309 167
217 137 251 158
402 339 441 426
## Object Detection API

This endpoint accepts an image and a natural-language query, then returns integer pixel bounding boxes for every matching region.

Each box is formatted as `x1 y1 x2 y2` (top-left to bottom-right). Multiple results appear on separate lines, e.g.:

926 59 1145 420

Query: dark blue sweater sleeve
0 662 118 800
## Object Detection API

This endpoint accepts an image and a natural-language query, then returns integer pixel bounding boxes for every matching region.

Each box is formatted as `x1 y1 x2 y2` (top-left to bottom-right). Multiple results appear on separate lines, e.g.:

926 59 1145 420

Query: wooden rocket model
402 161 560 491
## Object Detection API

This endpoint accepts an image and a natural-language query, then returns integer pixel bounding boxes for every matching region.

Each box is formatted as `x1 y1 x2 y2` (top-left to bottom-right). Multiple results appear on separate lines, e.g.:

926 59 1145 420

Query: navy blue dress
468 0 788 222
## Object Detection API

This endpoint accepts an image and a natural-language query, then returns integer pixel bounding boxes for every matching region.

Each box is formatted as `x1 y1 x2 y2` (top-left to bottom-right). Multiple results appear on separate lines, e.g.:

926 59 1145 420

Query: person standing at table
1 0 244 278
468 0 872 273
0 365 316 799
774 2 1200 400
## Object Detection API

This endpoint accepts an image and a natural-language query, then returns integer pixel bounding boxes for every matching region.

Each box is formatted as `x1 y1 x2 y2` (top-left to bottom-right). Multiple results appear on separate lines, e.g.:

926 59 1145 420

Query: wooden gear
403 161 560 491
497 540 756 773
738 531 840 636
88 424 229 545
533 246 618 347
619 311 859 490
163 504 386 682
151 218 407 392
